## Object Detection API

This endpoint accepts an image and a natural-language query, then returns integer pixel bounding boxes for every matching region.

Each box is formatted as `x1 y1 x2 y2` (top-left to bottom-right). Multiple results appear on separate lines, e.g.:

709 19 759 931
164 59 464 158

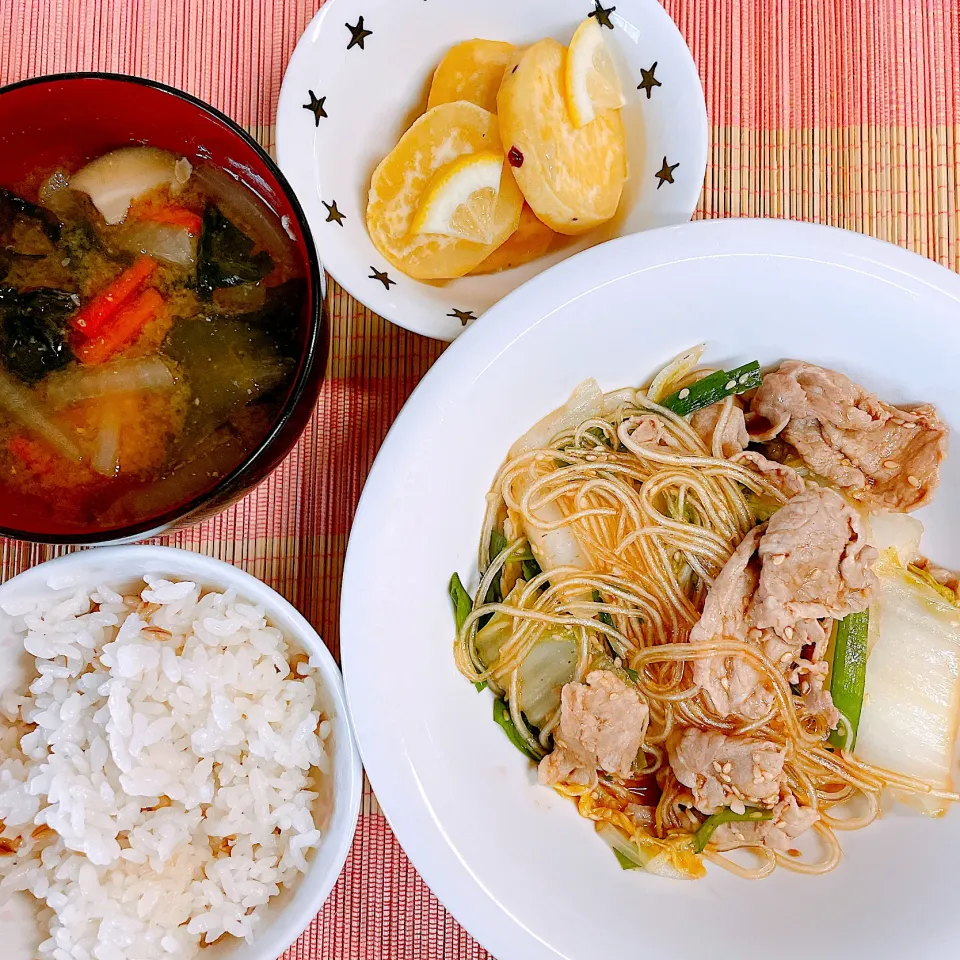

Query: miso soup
0 147 307 532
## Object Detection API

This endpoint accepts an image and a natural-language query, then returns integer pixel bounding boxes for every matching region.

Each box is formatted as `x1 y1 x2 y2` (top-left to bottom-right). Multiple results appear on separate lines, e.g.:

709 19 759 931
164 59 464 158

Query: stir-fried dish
0 146 305 532
451 346 959 879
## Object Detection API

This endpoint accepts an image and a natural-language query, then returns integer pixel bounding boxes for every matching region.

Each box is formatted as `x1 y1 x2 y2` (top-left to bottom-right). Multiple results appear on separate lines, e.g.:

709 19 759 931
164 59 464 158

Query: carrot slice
138 206 203 234
70 256 159 338
76 288 164 365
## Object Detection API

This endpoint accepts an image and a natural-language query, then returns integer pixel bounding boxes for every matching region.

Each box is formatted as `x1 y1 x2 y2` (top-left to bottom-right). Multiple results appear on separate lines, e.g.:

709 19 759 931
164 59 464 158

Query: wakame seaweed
0 187 61 244
163 313 293 447
0 286 76 383
197 205 274 298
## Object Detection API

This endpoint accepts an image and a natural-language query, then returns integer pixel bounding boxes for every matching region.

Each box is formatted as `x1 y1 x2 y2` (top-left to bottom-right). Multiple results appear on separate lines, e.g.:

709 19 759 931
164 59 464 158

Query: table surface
2 0 959 957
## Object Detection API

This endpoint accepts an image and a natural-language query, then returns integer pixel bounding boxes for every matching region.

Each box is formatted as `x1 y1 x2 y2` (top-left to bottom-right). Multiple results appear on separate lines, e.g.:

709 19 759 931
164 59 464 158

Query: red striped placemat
1 1 958 957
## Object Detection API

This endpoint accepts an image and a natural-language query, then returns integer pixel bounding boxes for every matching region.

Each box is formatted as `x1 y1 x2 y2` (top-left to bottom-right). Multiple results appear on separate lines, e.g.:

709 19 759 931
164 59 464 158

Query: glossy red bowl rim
0 71 326 546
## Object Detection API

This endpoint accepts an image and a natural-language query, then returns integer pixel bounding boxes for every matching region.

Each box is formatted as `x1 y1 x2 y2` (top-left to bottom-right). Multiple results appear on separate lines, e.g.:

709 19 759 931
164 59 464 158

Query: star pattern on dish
637 63 661 99
369 266 395 289
447 308 477 326
346 16 373 50
322 200 346 226
303 90 327 124
655 156 679 188
588 0 616 29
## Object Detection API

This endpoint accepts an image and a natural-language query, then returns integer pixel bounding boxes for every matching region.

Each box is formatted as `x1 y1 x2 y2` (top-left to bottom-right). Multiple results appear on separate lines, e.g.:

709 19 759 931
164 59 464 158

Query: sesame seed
725 379 737 391
678 388 690 399
784 626 794 640
904 422 918 429
738 373 751 385
720 677 730 690
772 555 786 566
883 459 899 470
722 762 732 774
907 475 921 488
748 628 762 641
800 682 810 694
780 652 792 663
720 774 732 784
730 799 746 815
713 761 723 773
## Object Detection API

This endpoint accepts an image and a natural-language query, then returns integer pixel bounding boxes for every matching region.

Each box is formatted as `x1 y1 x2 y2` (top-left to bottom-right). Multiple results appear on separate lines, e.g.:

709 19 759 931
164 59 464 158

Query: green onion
613 848 641 871
450 573 486 692
485 529 509 604
448 572 472 632
693 806 773 853
828 610 870 750
592 589 615 628
521 557 542 581
492 698 541 761
660 361 762 417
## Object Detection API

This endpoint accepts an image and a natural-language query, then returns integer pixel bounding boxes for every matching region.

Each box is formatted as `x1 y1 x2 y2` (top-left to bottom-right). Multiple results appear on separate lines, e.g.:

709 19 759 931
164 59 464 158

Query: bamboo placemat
1 1 958 957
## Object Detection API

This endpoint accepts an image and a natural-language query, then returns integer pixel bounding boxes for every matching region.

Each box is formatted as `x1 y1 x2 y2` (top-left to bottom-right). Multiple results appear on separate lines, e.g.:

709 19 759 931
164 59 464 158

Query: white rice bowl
0 548 361 960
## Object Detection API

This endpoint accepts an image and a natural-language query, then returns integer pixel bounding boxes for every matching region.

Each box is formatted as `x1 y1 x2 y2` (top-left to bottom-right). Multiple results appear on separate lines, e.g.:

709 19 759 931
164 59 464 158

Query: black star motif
447 308 477 326
588 0 616 29
637 63 661 99
303 90 327 125
369 266 395 289
345 16 372 50
655 156 679 188
322 200 346 226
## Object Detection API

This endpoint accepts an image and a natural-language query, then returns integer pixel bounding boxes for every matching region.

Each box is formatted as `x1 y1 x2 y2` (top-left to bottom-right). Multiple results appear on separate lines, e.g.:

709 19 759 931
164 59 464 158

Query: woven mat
1 1 958 957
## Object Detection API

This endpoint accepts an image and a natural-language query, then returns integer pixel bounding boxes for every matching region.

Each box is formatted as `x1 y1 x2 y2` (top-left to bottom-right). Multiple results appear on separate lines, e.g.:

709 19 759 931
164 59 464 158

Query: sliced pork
538 670 649 788
689 487 876 728
667 728 785 814
753 487 878 631
750 360 947 511
691 401 748 458
712 795 819 852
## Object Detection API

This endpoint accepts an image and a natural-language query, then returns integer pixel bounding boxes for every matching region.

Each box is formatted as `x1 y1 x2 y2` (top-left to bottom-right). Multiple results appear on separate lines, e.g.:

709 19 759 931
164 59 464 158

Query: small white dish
277 0 707 340
341 218 960 960
0 546 362 960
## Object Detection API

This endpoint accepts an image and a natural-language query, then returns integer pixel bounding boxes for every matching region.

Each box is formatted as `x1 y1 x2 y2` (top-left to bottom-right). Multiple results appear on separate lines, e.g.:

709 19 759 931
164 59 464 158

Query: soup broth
0 148 306 533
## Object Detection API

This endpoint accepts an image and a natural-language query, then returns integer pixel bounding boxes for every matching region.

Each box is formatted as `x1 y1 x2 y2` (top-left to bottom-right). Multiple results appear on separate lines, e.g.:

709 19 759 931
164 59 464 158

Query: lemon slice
366 101 522 280
411 151 504 243
564 17 625 128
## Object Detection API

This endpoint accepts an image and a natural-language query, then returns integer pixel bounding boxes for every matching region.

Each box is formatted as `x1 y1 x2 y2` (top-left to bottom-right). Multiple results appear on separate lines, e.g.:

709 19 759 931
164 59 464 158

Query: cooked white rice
0 577 330 959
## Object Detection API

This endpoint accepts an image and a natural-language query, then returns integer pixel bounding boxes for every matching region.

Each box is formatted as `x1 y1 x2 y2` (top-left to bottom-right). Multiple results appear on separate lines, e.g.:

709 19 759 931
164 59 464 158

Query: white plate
0 546 362 960
341 218 960 960
277 0 707 340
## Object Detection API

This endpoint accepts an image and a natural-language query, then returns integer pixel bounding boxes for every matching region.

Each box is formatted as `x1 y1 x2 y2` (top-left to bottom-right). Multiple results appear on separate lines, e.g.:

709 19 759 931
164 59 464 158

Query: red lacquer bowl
0 73 326 544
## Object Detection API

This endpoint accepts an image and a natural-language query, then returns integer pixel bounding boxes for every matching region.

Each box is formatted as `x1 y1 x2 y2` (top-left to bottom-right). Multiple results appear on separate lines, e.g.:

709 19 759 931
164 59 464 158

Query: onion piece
70 147 183 225
45 357 175 409
596 822 704 880
509 378 603 457
192 163 298 276
91 407 122 477
0 370 81 462
646 344 706 403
